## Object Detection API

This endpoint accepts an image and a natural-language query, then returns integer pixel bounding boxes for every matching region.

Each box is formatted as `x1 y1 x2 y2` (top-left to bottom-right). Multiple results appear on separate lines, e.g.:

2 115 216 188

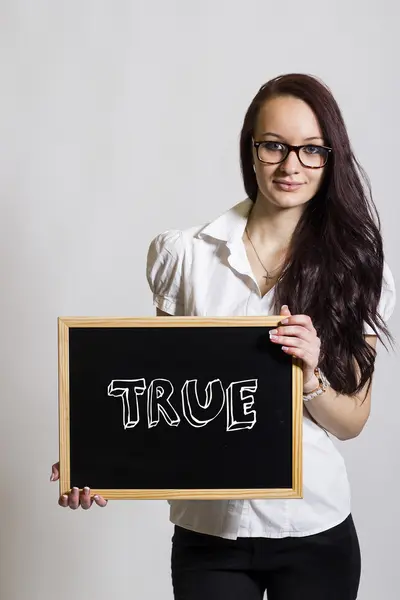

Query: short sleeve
146 229 185 316
363 261 396 335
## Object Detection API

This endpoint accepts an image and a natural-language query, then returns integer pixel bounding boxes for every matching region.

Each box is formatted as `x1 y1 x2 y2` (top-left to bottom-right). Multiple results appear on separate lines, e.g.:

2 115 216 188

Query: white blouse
146 198 396 539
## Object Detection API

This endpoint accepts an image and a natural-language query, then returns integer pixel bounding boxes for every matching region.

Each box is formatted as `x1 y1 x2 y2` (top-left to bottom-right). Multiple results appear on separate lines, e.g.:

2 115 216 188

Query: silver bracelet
303 368 330 402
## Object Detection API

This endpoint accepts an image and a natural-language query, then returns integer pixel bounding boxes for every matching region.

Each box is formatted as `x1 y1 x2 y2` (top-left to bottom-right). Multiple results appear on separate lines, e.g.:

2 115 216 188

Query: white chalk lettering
108 377 259 431
225 379 258 431
107 379 146 429
181 379 225 427
147 379 180 428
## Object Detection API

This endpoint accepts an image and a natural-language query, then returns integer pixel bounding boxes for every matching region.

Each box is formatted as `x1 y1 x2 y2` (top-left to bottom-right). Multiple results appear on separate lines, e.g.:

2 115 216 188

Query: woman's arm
156 307 375 441
271 303 378 441
303 335 376 441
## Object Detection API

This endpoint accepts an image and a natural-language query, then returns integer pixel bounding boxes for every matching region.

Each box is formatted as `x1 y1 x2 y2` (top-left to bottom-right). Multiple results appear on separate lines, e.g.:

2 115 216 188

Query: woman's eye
263 142 284 151
304 145 322 154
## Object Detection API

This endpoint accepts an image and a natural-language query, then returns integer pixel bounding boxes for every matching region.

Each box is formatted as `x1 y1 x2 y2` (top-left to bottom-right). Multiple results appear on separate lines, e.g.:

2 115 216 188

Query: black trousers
171 514 361 600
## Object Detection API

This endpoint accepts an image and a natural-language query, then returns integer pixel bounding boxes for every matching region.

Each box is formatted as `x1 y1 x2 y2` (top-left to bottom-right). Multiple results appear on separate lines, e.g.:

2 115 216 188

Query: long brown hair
240 73 393 395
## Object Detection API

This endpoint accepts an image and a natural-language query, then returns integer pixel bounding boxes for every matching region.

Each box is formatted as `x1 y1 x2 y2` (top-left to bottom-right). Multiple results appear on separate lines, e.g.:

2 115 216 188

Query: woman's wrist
303 375 319 394
303 368 331 402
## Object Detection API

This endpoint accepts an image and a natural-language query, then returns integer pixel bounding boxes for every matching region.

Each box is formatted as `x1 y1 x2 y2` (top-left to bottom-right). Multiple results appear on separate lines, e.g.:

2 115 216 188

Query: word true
107 378 259 432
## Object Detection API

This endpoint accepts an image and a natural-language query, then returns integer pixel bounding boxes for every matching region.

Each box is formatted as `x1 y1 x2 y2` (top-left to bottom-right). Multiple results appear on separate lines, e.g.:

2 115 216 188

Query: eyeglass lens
258 142 328 168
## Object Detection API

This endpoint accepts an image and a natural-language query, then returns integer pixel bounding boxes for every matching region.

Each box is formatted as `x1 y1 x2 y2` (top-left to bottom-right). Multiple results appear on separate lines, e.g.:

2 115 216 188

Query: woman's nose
279 149 301 173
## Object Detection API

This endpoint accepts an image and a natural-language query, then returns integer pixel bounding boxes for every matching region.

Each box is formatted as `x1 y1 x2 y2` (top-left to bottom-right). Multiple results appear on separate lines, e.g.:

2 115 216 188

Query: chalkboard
58 317 303 500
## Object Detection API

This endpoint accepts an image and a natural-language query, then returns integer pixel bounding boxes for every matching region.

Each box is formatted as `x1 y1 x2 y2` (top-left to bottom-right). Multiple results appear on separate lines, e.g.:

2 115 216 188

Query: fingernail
269 329 278 335
281 305 288 310
62 495 68 500
94 495 99 500
72 487 79 492
84 487 90 494
281 319 288 324
50 474 54 481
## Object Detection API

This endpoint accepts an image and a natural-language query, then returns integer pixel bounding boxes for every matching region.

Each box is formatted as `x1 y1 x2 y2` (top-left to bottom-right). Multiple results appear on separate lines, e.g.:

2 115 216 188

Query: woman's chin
262 191 311 210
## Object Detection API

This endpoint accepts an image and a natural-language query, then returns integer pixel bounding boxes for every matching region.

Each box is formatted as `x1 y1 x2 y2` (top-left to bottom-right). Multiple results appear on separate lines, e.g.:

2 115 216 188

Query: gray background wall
1 1 398 598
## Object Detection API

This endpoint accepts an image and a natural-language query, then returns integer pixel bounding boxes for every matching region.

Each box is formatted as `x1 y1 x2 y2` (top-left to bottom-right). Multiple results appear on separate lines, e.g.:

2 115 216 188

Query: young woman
145 73 396 599
52 74 396 599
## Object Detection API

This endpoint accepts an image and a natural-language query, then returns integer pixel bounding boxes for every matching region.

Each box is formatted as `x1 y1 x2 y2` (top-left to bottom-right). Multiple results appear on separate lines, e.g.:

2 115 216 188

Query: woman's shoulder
383 260 395 290
152 222 208 244
147 228 183 258
145 222 212 316
147 222 206 260
364 259 396 335
147 199 251 255
381 260 396 319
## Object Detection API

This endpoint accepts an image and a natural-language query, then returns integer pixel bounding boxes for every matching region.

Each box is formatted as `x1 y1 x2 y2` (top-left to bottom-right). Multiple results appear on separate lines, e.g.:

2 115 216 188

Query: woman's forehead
255 96 323 140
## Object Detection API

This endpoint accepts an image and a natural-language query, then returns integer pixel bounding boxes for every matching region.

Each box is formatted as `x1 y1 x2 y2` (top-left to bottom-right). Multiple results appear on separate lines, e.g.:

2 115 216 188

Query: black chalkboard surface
58 317 303 500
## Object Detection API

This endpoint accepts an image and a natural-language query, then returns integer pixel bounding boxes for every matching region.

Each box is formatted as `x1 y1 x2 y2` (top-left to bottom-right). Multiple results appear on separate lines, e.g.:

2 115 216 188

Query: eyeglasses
253 140 332 169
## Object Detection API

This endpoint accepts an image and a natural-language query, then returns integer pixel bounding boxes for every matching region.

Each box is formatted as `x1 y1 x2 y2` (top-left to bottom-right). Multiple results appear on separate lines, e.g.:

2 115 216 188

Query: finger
68 487 80 510
80 487 93 510
50 462 60 482
58 494 69 508
272 325 314 342
279 304 291 317
279 314 315 333
272 335 307 348
93 495 108 508
282 345 316 365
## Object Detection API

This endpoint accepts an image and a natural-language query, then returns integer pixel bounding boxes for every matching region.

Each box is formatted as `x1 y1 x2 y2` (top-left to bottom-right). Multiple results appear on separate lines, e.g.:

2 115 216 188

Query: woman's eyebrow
304 136 324 141
260 132 283 138
260 132 324 142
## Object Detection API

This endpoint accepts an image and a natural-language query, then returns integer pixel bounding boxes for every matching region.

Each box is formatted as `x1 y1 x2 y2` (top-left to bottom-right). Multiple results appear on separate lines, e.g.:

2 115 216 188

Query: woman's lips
273 181 304 192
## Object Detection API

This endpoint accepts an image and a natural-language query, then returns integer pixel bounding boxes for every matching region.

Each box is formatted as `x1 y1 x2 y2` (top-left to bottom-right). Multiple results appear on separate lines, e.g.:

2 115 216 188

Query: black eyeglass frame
252 140 332 169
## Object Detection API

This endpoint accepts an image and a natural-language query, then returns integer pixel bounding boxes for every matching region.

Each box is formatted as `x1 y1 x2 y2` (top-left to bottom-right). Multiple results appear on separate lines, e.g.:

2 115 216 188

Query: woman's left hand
269 305 321 393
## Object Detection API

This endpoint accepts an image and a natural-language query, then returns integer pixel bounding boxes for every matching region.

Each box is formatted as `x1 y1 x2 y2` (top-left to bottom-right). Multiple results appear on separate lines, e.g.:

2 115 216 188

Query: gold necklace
245 226 284 281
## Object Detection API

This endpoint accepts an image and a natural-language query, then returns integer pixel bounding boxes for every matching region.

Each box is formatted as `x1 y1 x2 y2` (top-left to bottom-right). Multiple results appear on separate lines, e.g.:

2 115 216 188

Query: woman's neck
245 196 304 253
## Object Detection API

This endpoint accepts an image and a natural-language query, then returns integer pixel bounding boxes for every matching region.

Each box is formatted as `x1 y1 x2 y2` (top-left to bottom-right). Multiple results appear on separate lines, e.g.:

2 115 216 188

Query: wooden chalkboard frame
58 316 303 500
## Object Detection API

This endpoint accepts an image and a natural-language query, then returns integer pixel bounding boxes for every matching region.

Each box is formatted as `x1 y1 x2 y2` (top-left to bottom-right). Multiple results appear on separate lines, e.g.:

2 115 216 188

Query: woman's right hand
50 462 108 509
